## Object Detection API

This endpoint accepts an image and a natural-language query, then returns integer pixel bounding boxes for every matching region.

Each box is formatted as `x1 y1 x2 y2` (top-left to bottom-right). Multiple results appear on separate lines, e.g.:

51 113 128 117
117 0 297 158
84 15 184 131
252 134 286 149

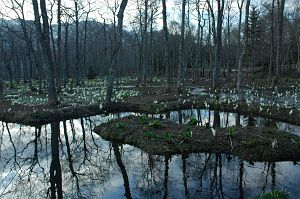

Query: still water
0 110 299 198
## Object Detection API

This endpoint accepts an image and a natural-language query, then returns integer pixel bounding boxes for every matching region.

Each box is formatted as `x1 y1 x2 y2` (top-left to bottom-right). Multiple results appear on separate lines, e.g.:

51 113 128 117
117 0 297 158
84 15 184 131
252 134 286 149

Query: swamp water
0 110 299 198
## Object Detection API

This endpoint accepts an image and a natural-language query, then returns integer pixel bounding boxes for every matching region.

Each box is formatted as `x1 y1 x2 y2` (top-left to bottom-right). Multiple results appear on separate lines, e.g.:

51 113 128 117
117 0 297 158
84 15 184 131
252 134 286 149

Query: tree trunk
297 27 300 75
237 0 250 100
235 0 244 82
162 0 171 93
75 1 81 86
214 0 225 89
32 0 58 105
176 0 186 93
275 0 285 80
268 0 275 82
0 78 3 101
105 0 128 104
142 0 149 85
56 0 62 92
64 22 70 87
226 1 232 79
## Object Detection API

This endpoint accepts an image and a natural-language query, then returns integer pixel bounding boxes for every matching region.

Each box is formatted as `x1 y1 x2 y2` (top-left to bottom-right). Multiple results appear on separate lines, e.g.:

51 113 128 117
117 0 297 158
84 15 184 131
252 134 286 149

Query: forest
0 0 299 198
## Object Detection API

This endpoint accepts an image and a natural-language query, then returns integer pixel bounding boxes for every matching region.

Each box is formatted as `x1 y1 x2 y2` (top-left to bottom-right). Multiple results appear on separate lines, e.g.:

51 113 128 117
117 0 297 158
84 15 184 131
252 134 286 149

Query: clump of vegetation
163 132 173 141
188 117 198 125
115 122 126 129
255 189 289 199
227 127 235 150
182 128 193 139
149 120 163 129
143 131 157 140
140 115 148 124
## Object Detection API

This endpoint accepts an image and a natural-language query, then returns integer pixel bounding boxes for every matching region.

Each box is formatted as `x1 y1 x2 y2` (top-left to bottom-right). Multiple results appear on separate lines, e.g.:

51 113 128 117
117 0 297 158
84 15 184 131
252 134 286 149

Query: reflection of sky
0 114 300 198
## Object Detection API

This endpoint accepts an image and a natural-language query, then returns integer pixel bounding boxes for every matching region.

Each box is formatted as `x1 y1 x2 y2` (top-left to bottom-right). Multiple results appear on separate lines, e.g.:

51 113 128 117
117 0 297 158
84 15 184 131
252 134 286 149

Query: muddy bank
93 116 300 162
0 97 299 127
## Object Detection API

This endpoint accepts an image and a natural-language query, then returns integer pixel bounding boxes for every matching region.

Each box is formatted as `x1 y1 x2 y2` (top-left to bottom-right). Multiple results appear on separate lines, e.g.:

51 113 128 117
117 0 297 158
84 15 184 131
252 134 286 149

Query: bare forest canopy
0 0 299 105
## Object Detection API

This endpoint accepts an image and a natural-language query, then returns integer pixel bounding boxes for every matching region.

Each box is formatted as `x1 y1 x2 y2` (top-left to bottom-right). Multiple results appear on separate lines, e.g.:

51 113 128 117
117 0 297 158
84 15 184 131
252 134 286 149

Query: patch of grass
182 128 193 139
227 127 235 150
115 122 126 129
143 131 157 139
140 115 148 124
163 132 173 141
254 189 289 199
188 117 198 125
149 120 163 129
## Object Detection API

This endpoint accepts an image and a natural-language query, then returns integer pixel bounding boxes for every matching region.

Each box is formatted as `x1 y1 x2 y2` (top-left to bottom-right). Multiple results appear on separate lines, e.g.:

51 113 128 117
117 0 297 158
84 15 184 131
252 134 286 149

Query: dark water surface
0 110 299 198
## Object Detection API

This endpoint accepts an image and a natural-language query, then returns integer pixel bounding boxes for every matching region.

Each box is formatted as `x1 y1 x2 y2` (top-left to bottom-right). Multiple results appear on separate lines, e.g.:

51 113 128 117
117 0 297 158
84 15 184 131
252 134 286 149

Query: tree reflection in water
49 122 63 198
163 155 170 199
0 114 299 199
112 142 132 199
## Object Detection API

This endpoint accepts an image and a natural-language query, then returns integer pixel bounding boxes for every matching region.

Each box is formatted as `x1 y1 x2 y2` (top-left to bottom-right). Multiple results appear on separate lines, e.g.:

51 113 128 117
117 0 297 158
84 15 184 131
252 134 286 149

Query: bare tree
237 0 251 100
105 0 128 103
63 17 70 87
32 0 58 105
162 0 171 92
141 0 149 85
264 0 276 82
207 0 225 89
235 0 245 81
176 0 187 93
274 0 286 82
225 0 233 79
195 0 206 78
57 0 62 91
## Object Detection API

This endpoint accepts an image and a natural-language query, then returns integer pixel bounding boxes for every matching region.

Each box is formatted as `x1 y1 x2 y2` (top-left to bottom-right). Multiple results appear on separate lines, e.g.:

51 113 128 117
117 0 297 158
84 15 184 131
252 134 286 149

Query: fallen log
0 98 299 126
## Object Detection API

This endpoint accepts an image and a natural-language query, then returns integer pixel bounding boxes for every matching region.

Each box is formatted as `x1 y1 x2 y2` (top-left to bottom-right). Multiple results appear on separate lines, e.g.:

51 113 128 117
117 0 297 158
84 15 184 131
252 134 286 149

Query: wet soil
0 77 299 126
93 116 300 162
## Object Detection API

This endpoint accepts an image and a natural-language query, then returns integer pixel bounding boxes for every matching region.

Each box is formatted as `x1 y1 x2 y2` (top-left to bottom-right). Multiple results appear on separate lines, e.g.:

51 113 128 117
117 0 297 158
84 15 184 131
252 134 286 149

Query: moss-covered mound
93 116 300 162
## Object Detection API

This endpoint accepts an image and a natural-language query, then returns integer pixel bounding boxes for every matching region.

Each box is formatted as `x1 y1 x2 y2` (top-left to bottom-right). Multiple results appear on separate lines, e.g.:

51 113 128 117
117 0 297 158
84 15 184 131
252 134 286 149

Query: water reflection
112 142 132 199
151 109 300 136
0 113 299 198
49 122 63 198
